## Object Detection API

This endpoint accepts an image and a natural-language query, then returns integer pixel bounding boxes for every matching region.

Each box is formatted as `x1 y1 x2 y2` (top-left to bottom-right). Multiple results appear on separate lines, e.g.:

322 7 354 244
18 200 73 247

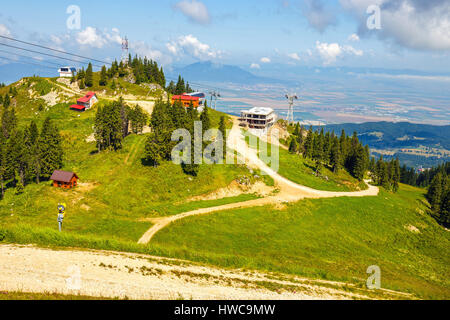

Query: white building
239 107 276 130
58 67 76 78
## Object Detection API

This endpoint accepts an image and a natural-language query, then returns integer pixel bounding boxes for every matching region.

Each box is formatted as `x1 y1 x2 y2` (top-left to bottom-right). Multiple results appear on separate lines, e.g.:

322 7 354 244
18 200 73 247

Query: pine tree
218 116 227 159
129 104 148 134
99 66 108 86
175 76 186 95
303 127 314 159
6 129 27 186
26 121 41 183
393 157 401 192
293 123 300 136
1 106 17 139
200 106 211 135
79 79 85 90
77 67 85 80
144 133 163 167
330 137 341 173
167 81 176 95
39 118 63 179
440 185 450 227
427 173 443 214
0 137 10 199
85 63 93 87
339 129 347 166
289 138 298 154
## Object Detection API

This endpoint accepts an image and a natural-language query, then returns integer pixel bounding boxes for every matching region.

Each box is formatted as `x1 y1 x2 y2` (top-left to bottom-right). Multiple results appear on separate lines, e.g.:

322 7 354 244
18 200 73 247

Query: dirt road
138 120 379 244
1 244 408 300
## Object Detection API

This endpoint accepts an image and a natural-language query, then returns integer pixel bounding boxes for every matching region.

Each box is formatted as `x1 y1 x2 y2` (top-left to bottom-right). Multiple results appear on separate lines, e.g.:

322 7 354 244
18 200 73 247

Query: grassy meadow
0 85 259 244
152 184 450 299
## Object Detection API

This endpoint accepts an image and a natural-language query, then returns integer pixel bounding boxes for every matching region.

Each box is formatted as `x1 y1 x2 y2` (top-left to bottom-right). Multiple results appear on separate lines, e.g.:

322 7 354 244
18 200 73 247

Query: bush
0 229 6 242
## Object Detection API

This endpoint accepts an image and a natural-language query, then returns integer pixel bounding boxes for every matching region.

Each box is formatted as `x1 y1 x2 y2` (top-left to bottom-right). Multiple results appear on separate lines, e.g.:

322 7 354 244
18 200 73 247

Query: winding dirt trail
0 244 410 300
138 120 379 244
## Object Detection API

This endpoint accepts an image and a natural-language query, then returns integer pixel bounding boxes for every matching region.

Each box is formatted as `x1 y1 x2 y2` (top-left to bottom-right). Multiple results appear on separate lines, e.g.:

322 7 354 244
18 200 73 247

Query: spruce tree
218 116 227 159
85 63 93 87
427 173 443 214
3 94 10 108
330 137 341 173
200 106 211 135
99 66 108 86
0 137 10 199
289 138 298 154
39 118 63 179
303 127 314 159
144 133 163 167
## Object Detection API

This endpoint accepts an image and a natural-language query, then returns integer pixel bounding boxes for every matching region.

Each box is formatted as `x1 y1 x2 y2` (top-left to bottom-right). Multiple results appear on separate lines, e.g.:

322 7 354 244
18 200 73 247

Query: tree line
289 123 401 191
94 98 148 152
144 99 223 176
400 162 450 188
289 124 370 181
0 96 63 198
166 76 194 95
426 168 449 228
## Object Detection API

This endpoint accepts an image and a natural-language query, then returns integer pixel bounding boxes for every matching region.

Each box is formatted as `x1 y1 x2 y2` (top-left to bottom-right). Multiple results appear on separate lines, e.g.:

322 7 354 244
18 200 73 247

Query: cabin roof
50 170 79 183
70 104 86 110
77 92 96 103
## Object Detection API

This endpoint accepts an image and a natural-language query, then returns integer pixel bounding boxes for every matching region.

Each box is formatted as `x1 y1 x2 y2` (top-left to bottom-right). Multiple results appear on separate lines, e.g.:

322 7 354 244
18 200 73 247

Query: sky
0 0 449 73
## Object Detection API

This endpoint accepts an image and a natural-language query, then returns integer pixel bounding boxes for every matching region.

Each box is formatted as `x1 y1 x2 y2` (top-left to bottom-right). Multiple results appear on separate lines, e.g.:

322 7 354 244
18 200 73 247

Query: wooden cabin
50 170 79 189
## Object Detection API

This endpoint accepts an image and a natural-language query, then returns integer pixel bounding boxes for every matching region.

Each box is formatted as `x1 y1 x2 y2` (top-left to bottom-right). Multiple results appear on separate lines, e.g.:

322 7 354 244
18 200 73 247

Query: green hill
0 77 448 300
152 184 450 299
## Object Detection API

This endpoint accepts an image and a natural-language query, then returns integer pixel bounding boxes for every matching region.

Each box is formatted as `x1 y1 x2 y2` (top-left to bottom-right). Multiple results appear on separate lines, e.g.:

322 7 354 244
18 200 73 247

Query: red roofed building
70 92 98 111
171 95 200 108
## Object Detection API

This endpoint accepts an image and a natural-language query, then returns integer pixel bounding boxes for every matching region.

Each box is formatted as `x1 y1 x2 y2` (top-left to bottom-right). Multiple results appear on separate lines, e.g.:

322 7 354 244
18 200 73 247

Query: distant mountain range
169 61 289 85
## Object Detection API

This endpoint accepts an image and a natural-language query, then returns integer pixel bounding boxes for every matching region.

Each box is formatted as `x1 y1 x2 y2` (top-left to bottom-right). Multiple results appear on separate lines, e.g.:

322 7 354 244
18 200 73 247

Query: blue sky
0 0 449 73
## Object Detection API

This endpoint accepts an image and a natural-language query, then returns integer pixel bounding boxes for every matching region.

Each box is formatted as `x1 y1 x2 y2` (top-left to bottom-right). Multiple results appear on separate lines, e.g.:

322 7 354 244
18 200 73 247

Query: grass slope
245 132 366 191
0 82 257 244
152 184 450 299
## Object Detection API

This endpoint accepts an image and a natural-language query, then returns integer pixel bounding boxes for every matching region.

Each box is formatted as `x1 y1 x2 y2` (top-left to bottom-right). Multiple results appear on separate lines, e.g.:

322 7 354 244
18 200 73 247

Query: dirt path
138 120 379 244
0 244 409 300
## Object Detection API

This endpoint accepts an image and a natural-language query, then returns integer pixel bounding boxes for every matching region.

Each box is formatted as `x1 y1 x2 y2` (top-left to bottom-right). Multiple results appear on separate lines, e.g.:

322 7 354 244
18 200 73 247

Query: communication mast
285 94 298 124
121 36 129 65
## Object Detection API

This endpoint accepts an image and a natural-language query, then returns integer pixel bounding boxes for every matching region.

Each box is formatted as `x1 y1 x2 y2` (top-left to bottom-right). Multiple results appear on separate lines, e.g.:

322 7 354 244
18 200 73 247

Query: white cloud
131 41 170 65
75 27 123 49
260 57 271 63
167 34 221 60
166 42 178 55
250 63 261 69
105 28 122 45
340 0 450 51
316 41 342 65
174 0 211 25
288 53 301 61
343 45 363 56
0 24 11 37
348 33 360 42
76 27 108 48
315 41 363 65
